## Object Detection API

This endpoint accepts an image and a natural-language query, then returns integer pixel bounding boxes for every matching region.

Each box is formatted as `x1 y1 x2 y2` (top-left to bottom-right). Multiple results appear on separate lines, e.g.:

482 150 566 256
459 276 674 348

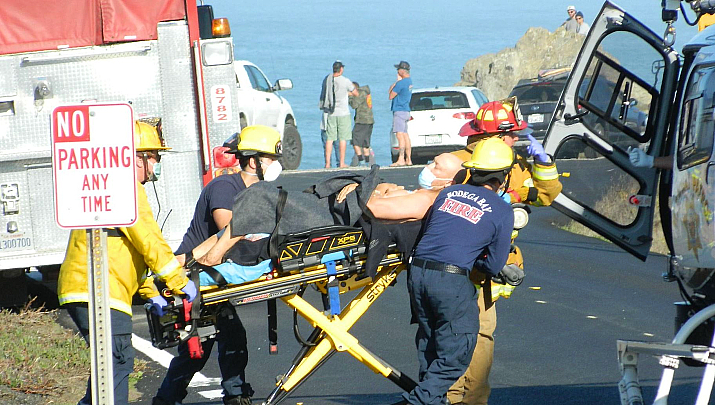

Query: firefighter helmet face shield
468 168 509 187
137 152 161 183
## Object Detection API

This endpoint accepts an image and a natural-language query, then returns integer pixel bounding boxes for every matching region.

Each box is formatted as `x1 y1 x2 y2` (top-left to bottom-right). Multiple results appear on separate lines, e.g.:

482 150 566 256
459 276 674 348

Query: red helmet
459 98 527 137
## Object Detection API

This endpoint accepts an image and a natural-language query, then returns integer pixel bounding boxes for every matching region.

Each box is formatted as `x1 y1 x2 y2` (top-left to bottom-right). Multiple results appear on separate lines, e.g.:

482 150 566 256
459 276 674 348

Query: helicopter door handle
564 109 589 122
706 162 715 184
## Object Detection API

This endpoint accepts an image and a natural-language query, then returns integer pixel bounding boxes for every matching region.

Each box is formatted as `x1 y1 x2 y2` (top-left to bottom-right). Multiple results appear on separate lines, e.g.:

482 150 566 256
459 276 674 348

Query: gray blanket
230 166 381 237
318 74 336 114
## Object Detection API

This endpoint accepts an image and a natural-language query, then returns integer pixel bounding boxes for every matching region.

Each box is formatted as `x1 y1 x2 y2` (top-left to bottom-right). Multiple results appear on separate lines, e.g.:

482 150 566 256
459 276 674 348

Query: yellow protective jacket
453 141 562 299
58 183 189 316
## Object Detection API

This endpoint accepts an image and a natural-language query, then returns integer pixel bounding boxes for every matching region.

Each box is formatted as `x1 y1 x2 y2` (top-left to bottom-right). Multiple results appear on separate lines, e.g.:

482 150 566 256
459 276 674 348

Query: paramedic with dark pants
401 138 515 405
58 121 197 405
448 98 562 405
152 125 283 405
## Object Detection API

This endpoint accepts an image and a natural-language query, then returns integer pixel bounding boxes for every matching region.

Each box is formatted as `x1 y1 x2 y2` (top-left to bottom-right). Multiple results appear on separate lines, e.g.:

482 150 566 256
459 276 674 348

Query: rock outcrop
454 27 586 100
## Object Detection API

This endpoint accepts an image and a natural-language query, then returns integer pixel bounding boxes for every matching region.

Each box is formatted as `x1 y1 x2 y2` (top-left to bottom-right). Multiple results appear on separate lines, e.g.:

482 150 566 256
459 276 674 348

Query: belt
411 257 468 276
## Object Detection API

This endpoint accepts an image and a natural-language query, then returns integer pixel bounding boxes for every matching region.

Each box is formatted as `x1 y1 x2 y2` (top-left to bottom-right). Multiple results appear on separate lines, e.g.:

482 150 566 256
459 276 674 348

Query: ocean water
207 0 699 170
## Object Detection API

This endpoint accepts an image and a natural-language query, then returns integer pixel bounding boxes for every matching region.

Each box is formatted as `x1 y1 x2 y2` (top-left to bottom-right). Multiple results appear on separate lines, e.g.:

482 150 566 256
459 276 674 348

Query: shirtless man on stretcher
185 152 465 266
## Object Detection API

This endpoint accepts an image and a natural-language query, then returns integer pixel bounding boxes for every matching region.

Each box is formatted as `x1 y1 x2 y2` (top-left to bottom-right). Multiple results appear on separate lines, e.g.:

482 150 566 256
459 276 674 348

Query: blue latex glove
181 280 198 302
526 134 550 163
627 146 654 168
148 296 168 317
501 191 511 204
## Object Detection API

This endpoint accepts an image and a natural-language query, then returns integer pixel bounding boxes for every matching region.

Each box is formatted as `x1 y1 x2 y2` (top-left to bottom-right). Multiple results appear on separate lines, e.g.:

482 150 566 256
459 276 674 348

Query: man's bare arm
195 223 244 266
212 208 232 230
367 189 438 220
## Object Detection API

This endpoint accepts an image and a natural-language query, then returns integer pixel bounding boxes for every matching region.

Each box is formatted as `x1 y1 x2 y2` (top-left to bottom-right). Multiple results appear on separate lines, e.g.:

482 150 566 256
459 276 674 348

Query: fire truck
0 0 302 305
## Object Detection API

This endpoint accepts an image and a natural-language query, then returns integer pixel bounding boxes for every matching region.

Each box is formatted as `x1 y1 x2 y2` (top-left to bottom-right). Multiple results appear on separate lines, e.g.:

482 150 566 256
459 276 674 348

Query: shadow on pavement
489 380 703 405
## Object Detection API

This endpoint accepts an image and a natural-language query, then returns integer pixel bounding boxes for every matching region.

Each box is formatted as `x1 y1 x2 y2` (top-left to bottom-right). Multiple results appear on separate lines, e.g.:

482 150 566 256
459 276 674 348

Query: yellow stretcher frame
263 254 416 404
183 249 416 404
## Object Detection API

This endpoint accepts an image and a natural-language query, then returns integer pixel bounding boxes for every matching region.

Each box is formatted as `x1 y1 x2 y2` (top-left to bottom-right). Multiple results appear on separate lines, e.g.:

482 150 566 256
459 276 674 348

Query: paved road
130 164 709 404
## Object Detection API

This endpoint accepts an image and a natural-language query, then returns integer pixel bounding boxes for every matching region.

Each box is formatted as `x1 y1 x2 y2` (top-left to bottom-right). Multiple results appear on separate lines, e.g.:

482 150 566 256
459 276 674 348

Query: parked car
234 60 302 169
390 86 488 164
508 68 570 142
509 68 647 157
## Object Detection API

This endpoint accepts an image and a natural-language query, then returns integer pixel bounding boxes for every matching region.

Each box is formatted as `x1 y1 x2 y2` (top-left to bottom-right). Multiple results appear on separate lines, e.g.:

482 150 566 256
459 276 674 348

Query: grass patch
0 302 147 404
561 178 669 255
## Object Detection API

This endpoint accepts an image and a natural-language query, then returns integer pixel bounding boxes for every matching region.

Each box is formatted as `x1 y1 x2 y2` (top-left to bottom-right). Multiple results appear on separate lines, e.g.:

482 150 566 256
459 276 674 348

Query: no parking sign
51 103 137 229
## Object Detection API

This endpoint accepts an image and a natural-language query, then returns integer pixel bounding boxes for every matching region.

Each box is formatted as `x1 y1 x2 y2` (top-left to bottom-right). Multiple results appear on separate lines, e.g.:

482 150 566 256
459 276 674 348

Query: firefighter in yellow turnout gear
58 121 197 405
447 99 562 405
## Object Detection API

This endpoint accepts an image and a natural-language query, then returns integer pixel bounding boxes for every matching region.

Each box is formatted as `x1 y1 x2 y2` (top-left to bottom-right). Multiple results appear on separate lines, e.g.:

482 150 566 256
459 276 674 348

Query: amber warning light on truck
51 103 138 229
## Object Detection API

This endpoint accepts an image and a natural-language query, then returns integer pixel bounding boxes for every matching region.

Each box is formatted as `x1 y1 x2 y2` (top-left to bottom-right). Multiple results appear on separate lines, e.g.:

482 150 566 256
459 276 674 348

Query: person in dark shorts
349 81 374 166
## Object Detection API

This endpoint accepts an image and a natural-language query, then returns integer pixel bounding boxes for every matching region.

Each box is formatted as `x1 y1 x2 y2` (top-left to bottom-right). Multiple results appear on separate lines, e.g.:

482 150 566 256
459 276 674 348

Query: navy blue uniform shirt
175 173 247 255
414 184 513 275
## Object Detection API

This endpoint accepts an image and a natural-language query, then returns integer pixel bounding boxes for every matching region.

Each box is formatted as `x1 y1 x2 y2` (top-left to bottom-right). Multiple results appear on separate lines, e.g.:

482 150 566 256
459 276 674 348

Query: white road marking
198 389 224 399
131 334 221 389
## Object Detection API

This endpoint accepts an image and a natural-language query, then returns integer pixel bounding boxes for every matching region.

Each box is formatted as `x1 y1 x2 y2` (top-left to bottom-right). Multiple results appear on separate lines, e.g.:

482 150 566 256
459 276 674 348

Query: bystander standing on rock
561 5 578 33
349 81 375 167
575 11 590 35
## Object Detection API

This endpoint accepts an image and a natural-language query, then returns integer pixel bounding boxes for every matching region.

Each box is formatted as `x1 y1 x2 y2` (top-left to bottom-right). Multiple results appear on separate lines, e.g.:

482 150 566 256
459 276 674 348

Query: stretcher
145 224 417 404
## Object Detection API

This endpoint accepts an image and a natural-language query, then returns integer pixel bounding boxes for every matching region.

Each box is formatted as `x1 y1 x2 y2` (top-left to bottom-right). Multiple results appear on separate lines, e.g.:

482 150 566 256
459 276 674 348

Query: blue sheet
199 259 273 286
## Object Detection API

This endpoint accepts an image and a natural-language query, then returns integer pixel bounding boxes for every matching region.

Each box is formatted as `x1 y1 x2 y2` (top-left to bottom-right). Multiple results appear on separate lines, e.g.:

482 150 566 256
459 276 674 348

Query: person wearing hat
561 5 578 33
575 11 590 35
397 138 515 405
389 60 413 166
151 125 283 405
319 60 359 168
446 99 562 405
59 120 197 405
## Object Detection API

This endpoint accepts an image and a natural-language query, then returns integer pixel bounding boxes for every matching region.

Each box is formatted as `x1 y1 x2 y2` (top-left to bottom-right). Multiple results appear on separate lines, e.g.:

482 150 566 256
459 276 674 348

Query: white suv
234 60 302 169
391 86 488 164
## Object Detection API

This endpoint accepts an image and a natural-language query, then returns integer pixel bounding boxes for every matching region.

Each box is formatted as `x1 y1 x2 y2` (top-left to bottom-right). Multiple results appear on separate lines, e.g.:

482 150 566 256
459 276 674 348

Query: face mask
418 166 450 190
150 161 162 181
142 155 160 183
262 160 283 182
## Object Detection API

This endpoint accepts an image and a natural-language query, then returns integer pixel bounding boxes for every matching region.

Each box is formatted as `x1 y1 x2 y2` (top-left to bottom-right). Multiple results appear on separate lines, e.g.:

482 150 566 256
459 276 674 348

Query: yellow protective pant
446 281 496 405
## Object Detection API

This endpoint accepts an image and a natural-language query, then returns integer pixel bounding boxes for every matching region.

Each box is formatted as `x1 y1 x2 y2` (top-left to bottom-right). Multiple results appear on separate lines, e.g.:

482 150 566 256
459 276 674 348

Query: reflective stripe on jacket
453 141 562 299
58 183 188 316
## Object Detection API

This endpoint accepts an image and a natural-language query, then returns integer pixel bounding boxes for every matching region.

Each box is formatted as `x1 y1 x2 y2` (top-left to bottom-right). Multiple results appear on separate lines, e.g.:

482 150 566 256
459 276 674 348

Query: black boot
152 397 171 405
224 395 252 405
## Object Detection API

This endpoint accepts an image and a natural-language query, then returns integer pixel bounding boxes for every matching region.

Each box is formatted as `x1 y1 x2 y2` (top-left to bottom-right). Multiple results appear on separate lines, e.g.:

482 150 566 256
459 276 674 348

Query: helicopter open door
541 1 680 260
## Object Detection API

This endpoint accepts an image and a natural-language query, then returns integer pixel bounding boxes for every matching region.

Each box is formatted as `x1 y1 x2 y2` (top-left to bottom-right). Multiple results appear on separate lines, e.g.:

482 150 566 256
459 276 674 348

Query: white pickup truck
233 60 302 169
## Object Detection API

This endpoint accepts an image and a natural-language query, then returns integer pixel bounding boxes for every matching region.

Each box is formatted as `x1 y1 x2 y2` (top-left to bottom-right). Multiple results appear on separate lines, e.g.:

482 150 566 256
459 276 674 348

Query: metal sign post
51 103 137 405
87 228 114 405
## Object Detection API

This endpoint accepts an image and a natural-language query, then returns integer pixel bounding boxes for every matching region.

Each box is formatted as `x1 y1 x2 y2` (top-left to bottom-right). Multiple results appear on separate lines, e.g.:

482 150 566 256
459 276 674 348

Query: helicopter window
677 65 715 170
572 31 659 157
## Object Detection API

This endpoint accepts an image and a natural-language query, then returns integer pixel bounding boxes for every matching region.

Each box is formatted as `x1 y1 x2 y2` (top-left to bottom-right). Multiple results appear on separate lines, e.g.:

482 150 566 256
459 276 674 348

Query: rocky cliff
455 27 586 100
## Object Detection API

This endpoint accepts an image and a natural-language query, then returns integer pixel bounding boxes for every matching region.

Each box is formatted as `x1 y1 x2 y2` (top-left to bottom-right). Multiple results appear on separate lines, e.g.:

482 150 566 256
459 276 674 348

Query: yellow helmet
462 137 514 171
224 125 282 157
135 121 170 151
